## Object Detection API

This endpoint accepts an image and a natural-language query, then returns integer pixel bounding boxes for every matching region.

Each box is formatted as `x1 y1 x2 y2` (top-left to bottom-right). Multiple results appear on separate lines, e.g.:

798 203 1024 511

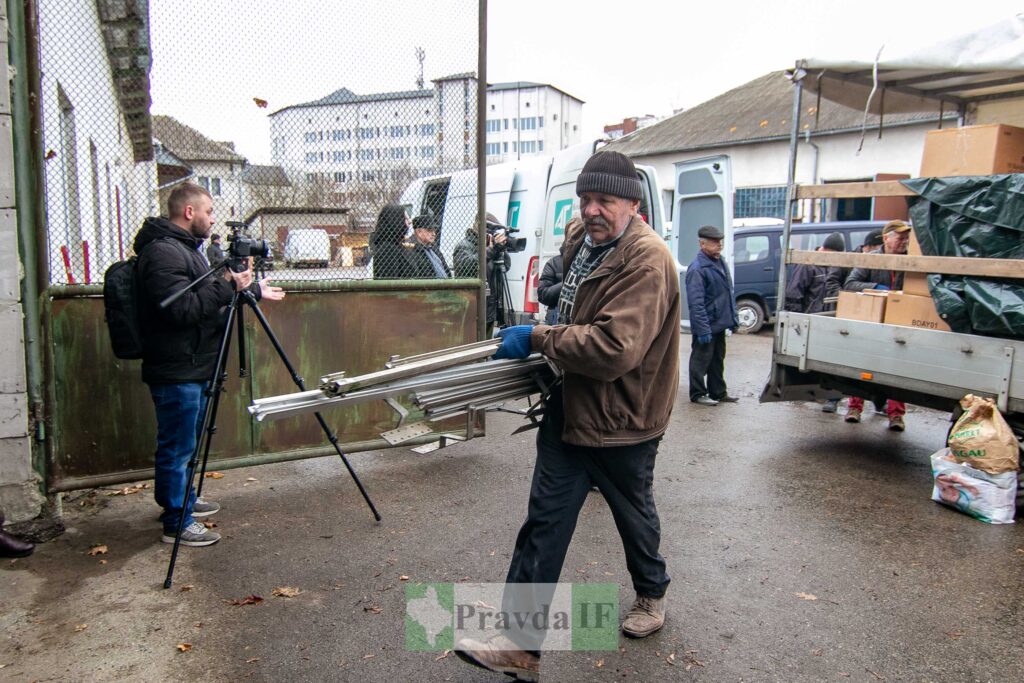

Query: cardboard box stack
920 123 1024 177
836 290 888 323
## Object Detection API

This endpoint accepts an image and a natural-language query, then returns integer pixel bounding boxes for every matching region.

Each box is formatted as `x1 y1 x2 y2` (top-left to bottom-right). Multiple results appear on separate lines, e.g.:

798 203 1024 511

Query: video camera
486 220 527 254
224 221 271 273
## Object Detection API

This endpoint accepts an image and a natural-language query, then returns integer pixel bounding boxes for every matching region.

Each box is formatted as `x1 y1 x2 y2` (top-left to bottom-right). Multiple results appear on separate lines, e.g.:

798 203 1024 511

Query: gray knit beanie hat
575 151 643 200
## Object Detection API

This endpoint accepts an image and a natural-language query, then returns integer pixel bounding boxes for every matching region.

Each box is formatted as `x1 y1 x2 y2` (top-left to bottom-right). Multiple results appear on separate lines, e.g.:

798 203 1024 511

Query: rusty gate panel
46 286 478 492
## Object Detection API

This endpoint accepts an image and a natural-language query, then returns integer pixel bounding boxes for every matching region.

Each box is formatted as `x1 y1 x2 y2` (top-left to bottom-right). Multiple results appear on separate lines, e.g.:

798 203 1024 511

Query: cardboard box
920 124 1024 177
836 290 888 323
902 230 931 295
884 292 951 332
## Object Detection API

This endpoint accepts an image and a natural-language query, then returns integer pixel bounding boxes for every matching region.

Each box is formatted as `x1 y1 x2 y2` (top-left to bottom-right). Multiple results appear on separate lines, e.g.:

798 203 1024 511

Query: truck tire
736 298 765 334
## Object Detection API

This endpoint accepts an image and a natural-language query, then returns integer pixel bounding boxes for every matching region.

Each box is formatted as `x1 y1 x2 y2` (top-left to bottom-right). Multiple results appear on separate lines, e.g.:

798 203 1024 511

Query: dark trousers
506 395 670 597
688 331 727 401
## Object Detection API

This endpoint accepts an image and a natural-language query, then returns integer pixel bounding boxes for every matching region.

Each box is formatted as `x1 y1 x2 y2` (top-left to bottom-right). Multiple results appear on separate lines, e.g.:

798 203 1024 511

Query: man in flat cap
456 150 680 680
685 224 739 406
842 219 911 430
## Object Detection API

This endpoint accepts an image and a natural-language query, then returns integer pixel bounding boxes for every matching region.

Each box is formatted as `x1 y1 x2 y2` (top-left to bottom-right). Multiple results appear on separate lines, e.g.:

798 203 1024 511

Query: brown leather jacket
530 215 681 447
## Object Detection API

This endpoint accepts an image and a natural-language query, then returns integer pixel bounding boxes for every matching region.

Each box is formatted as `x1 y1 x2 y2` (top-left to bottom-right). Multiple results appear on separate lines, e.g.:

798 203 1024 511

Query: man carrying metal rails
454 151 680 681
842 219 911 431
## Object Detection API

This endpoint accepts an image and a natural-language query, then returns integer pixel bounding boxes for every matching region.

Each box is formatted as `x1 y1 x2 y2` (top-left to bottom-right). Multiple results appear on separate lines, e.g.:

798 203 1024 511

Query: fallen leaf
811 648 823 656
363 605 383 614
246 477 258 482
434 650 451 661
253 97 268 108
74 623 88 632
246 657 260 663
88 545 108 556
273 586 301 598
177 643 193 652
227 594 264 606
203 521 218 529
666 653 676 666
399 575 410 581
99 559 108 565
840 673 850 678
944 631 964 640
866 669 886 681
795 592 818 601
363 654 376 659
44 149 57 160
205 472 225 479
595 659 605 668
180 585 194 592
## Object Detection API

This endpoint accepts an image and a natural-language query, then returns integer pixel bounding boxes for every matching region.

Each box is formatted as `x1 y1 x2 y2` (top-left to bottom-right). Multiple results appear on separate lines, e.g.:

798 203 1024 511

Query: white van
284 228 331 268
399 142 668 321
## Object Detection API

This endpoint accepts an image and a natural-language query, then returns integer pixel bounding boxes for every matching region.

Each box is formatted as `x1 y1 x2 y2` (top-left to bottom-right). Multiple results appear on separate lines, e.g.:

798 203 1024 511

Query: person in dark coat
135 183 285 547
537 254 564 324
452 213 510 328
685 225 738 406
205 233 224 264
785 232 845 314
369 203 413 279
405 214 451 279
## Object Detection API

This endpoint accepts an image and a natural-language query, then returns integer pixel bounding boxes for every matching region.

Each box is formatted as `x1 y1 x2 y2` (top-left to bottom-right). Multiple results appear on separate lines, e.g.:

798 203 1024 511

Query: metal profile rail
319 341 501 396
250 350 556 423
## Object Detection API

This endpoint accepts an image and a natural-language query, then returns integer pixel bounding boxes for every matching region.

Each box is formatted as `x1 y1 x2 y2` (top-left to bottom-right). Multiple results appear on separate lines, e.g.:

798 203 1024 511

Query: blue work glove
873 284 890 291
494 325 534 360
697 334 712 345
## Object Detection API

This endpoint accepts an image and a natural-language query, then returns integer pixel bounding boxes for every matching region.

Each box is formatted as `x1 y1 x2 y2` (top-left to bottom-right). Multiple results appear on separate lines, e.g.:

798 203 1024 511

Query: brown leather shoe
621 593 666 638
454 634 539 682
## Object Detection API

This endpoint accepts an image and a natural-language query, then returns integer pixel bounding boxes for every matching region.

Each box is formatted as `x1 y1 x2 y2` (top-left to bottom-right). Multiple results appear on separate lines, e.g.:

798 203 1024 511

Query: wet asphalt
1 331 1022 682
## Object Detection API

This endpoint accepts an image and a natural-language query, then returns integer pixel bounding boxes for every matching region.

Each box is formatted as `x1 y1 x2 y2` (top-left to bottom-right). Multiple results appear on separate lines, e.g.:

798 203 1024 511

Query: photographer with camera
134 183 284 547
453 212 513 332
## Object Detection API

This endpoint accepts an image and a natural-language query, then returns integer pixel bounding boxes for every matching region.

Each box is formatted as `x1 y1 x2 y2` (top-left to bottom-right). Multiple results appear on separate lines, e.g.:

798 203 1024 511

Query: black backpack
103 256 145 359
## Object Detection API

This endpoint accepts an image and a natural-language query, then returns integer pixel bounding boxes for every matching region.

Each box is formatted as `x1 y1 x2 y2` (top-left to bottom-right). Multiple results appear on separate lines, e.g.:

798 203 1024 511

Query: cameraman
134 183 284 547
453 212 511 332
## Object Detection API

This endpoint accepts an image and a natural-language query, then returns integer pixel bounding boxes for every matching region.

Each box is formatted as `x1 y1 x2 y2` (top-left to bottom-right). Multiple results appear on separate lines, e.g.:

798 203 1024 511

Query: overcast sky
150 1 1023 164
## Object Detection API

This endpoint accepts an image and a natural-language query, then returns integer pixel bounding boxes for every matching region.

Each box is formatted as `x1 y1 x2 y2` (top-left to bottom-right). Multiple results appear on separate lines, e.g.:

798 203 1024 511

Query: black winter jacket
405 241 452 279
785 263 830 313
538 255 563 324
134 217 255 384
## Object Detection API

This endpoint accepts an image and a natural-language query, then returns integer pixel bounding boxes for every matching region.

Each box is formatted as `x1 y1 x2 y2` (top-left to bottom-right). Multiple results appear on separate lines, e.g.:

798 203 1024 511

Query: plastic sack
947 394 1020 474
930 449 1017 524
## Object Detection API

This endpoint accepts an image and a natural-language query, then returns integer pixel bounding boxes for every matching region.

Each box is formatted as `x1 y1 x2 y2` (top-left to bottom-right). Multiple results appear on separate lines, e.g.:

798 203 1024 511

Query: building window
334 172 346 183
420 146 435 158
538 140 544 152
304 132 317 143
362 170 376 182
539 116 544 128
520 117 537 130
503 142 508 152
734 186 788 220
210 177 222 196
306 173 316 182
486 119 501 133
390 148 405 159
486 142 501 156
503 118 509 130
418 124 436 136
197 176 210 190
520 141 536 154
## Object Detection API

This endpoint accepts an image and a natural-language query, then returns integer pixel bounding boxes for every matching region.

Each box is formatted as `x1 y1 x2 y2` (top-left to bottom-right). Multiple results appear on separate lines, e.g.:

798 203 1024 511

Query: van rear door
672 155 733 329
439 165 516 266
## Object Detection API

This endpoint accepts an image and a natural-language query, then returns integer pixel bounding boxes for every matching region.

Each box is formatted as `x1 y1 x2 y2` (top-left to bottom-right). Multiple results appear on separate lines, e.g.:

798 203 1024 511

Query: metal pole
7 0 48 459
776 73 804 353
476 0 487 339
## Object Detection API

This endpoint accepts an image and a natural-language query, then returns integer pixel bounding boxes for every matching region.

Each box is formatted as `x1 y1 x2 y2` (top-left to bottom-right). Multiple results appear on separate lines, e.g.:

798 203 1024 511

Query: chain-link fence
36 0 481 284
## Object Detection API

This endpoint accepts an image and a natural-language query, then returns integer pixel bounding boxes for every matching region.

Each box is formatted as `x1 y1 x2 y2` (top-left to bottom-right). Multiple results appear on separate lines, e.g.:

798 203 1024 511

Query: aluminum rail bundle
249 349 556 423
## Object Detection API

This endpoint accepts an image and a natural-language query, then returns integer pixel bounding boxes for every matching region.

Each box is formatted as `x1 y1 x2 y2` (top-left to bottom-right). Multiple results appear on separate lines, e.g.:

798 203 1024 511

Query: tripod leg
164 293 240 589
236 303 249 378
241 292 381 521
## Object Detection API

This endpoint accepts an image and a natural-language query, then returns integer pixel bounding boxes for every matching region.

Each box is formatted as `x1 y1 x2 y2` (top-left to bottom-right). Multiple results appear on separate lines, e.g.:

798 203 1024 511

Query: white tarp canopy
793 14 1024 114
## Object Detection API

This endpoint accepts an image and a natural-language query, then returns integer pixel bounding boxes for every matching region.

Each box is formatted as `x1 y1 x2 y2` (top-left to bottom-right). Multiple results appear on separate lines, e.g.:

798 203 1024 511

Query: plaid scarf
556 233 620 324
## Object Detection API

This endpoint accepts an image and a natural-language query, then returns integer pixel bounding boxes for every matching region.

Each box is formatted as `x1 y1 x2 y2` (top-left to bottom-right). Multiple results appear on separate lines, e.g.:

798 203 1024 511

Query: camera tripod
490 253 517 329
161 262 380 589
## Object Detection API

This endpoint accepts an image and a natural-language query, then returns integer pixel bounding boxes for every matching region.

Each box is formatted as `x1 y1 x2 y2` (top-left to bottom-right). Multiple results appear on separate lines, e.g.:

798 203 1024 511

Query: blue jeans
149 383 208 534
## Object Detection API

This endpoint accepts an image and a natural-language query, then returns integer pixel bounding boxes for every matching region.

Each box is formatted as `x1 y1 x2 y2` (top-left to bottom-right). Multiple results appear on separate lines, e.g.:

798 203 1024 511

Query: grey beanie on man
823 232 845 252
575 151 643 200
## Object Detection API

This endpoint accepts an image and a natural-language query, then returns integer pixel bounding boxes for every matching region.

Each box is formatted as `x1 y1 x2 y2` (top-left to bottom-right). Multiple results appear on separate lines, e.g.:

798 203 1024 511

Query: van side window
735 235 769 263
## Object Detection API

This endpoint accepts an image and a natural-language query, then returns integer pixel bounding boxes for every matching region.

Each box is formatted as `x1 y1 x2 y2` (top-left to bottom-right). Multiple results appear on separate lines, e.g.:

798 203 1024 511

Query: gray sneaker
192 498 221 518
162 521 221 547
692 396 719 406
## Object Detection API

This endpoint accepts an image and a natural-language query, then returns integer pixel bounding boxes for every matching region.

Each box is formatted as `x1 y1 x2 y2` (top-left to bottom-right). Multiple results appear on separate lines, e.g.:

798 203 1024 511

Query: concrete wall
0 3 43 523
